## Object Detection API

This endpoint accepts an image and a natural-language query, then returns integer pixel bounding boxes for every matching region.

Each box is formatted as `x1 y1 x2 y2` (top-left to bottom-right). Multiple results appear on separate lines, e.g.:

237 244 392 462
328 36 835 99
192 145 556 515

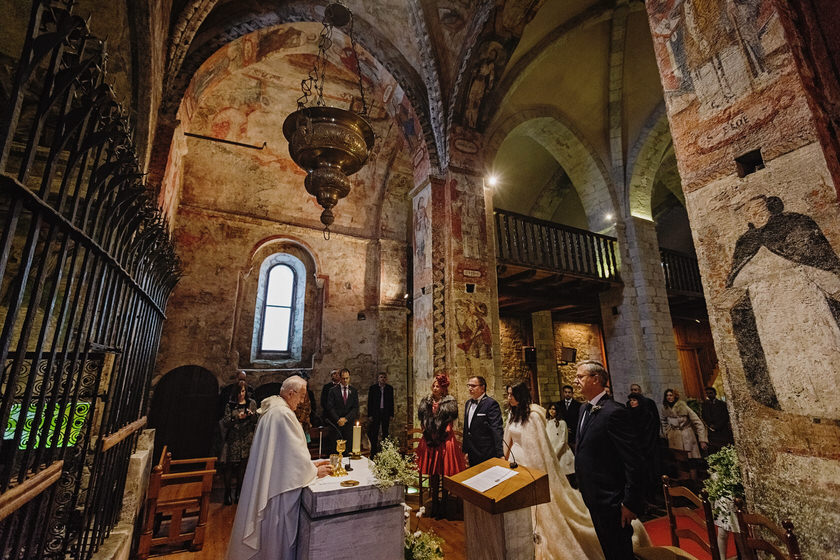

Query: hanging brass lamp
282 3 374 238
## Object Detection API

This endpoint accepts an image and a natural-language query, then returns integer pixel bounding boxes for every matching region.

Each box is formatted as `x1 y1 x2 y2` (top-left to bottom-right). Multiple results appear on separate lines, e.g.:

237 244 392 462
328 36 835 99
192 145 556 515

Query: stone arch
149 2 437 190
148 365 219 460
486 107 618 231
626 103 673 221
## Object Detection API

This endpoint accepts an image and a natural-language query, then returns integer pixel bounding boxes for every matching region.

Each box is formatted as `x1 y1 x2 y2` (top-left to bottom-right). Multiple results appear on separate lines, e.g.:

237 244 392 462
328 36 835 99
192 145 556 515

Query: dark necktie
343 387 348 404
579 402 593 435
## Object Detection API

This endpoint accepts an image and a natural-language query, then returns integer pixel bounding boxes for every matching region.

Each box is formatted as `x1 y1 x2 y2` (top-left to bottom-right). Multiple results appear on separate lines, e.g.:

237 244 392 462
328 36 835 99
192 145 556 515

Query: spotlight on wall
605 213 614 221
486 175 498 187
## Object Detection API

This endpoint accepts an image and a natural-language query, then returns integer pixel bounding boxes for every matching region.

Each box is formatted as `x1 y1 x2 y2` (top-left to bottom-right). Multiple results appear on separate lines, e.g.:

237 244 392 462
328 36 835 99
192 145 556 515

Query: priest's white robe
226 396 317 560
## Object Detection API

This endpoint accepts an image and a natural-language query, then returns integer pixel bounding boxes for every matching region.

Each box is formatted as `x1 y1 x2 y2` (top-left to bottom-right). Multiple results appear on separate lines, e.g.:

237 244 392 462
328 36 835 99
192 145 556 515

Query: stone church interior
0 0 838 558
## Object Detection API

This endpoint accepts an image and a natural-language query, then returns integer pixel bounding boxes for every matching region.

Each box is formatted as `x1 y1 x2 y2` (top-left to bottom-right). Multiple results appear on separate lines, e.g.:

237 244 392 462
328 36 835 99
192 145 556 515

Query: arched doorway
148 366 219 460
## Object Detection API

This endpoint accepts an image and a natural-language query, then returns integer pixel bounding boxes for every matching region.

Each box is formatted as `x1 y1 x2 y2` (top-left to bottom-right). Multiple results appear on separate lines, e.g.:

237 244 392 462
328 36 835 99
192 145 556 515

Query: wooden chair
635 475 719 560
406 427 427 509
734 499 802 560
137 446 217 559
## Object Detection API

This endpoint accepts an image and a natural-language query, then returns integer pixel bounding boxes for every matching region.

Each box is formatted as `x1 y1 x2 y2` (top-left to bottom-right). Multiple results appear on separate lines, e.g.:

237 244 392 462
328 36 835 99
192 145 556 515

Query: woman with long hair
504 382 650 559
661 388 708 458
220 380 257 505
416 373 465 519
545 403 575 478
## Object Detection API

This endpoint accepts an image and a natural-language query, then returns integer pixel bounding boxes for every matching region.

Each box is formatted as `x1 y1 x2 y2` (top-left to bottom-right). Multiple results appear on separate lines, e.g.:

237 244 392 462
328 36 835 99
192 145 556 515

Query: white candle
352 421 361 454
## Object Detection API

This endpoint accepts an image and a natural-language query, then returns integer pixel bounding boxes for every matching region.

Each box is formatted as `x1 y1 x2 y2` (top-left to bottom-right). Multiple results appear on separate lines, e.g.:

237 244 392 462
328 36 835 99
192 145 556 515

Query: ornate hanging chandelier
282 3 375 238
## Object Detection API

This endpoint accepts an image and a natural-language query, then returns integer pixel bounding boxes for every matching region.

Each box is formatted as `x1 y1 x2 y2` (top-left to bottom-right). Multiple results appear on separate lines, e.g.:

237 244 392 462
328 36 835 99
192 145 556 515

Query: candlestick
352 421 361 455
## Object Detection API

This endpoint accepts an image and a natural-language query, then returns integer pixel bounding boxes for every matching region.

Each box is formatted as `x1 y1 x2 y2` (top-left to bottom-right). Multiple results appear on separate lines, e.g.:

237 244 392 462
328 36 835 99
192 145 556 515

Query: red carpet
644 515 737 560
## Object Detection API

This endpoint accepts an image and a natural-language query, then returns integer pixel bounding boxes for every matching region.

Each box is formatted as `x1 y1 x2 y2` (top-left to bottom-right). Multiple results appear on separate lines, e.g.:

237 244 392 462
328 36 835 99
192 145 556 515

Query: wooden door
676 346 705 400
148 365 218 460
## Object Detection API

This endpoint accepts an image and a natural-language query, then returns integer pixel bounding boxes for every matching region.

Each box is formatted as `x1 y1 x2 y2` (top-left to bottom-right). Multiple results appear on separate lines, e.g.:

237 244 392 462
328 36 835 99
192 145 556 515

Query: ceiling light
486 175 498 187
605 213 614 221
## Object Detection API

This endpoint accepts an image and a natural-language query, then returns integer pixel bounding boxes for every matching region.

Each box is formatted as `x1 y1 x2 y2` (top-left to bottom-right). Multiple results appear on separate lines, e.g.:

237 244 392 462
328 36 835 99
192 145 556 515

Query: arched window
261 264 295 352
252 253 306 361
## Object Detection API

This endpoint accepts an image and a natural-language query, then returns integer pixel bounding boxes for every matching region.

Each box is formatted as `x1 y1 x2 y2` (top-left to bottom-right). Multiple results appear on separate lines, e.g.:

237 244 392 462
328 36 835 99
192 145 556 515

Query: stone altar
297 457 404 559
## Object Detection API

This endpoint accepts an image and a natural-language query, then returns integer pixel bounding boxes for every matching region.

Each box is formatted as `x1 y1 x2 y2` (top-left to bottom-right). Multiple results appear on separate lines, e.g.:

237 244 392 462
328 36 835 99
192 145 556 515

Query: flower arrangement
402 503 444 560
371 437 418 489
703 445 745 529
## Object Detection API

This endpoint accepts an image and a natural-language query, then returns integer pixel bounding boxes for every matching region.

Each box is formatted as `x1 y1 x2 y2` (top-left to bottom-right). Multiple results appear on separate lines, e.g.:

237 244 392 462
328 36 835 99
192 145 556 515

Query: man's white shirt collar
589 390 607 406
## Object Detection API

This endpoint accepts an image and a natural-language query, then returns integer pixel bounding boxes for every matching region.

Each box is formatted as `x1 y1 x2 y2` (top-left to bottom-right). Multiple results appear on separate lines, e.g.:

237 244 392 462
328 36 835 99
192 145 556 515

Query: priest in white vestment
227 375 332 560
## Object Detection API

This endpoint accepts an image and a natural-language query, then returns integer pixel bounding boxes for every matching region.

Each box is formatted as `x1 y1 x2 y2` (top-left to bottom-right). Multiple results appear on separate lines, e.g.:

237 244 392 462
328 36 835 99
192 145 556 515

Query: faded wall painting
455 299 492 359
450 175 486 261
648 0 785 117
726 195 840 419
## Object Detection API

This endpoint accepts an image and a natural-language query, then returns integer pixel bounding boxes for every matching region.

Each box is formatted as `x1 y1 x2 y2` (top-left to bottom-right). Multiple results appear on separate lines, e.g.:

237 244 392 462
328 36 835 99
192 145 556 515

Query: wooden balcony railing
494 210 620 281
660 248 703 295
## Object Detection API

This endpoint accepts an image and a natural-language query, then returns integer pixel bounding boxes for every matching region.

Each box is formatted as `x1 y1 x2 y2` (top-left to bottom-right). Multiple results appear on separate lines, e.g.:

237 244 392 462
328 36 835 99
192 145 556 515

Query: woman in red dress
416 373 465 519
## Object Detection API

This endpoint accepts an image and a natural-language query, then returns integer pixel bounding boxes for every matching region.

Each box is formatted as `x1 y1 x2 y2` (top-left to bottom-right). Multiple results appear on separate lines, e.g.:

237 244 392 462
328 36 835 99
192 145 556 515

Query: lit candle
352 421 361 455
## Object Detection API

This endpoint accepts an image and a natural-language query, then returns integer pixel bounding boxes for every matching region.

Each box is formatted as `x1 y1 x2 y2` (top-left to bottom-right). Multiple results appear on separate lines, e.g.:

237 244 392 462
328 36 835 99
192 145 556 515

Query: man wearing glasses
462 376 504 466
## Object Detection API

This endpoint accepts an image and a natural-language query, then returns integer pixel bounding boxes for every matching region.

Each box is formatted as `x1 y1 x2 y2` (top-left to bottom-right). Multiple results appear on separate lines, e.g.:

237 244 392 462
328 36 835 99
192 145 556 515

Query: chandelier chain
348 13 368 116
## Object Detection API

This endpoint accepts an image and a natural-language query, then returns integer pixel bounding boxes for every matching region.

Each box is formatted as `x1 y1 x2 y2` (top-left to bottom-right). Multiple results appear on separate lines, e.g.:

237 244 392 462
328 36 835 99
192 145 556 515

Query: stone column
411 127 502 421
600 217 682 401
531 310 559 404
644 1 840 555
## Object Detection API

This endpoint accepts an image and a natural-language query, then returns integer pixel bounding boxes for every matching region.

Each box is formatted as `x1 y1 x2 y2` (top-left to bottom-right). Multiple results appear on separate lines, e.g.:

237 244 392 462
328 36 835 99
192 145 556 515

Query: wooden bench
137 446 216 558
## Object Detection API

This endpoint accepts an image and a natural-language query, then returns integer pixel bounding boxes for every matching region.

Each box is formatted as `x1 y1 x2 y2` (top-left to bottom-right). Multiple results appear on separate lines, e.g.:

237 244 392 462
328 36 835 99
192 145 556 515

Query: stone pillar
531 310 559 405
411 127 502 423
644 1 840 555
600 217 682 401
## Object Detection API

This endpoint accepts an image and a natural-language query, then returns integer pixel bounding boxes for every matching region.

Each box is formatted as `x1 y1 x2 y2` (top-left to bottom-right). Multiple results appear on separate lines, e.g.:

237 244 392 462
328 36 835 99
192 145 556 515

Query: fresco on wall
450 175 486 261
726 195 840 419
455 299 492 359
647 0 784 117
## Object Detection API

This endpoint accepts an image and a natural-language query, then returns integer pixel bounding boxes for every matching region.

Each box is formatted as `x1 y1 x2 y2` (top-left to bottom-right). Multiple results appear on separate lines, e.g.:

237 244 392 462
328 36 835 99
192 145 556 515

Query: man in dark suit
462 375 503 466
574 361 645 560
628 383 664 505
555 384 581 450
701 387 733 454
326 368 359 453
320 369 340 415
367 372 394 455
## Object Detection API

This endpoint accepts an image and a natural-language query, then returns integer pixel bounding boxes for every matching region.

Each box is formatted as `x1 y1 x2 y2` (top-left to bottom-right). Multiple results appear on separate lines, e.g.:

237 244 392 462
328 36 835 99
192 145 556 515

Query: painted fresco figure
727 195 840 419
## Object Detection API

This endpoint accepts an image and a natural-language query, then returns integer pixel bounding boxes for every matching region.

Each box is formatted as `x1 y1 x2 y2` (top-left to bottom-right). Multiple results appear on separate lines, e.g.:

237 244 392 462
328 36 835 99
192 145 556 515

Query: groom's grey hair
280 375 307 396
576 360 609 386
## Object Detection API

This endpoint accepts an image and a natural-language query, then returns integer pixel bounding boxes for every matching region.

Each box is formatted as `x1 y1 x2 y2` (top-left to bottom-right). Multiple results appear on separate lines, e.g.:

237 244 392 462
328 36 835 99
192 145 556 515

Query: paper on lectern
462 465 518 493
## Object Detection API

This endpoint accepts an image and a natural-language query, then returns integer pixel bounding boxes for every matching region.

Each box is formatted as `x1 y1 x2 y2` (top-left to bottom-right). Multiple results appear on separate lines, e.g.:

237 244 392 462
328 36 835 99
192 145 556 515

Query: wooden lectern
444 458 550 560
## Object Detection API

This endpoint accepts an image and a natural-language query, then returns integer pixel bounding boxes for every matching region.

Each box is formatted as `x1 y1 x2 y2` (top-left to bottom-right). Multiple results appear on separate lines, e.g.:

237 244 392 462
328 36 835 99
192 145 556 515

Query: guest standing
661 389 708 458
326 368 359 453
546 403 575 481
367 372 394 455
462 376 504 466
574 361 646 560
701 387 734 454
416 374 465 519
555 384 582 449
220 381 257 505
627 384 664 505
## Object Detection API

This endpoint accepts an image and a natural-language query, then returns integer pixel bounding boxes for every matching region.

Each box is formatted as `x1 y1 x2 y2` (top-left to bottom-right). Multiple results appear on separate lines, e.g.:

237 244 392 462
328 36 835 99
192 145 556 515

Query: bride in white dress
504 383 651 559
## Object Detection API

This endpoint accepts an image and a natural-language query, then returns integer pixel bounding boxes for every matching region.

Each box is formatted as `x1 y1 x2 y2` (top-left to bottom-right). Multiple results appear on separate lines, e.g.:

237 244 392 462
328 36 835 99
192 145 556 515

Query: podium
444 458 550 560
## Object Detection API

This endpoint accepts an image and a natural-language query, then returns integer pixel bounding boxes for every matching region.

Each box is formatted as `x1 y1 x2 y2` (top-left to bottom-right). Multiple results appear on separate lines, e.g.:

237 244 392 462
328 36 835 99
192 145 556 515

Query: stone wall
498 315 532 389
645 0 840 554
553 322 604 400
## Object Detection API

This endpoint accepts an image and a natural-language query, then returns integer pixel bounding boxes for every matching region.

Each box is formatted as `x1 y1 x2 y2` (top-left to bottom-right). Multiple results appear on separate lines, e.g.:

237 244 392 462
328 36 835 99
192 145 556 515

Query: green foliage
685 397 702 417
404 529 444 560
371 437 418 489
703 445 745 519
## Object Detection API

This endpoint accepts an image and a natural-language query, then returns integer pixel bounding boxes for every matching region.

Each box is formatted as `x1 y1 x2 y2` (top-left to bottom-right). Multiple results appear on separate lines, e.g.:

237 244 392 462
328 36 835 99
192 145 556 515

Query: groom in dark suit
326 368 359 453
462 376 504 466
574 361 645 560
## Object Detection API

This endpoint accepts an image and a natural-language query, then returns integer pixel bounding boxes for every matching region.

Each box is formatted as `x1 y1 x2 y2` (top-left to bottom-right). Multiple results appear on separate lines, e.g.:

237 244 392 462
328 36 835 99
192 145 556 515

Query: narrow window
261 264 295 352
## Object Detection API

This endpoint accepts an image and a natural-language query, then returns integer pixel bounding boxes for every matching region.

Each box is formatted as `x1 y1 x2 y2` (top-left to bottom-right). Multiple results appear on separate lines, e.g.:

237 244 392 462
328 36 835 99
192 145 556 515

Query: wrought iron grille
0 2 179 558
